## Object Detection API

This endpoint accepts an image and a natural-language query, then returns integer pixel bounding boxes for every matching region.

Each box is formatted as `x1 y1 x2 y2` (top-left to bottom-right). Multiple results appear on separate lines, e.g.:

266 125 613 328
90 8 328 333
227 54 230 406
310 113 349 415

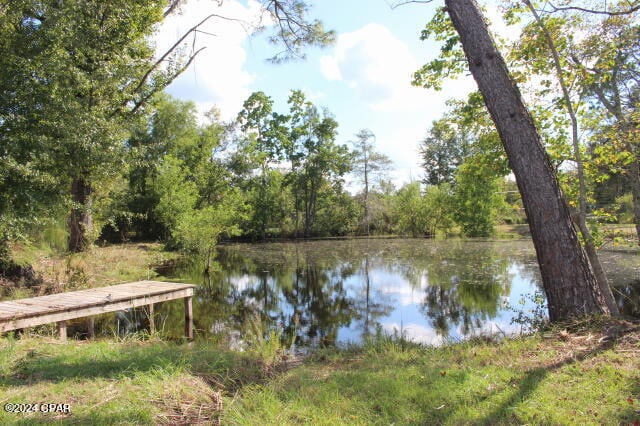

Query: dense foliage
415 1 639 244
0 0 637 272
99 91 518 248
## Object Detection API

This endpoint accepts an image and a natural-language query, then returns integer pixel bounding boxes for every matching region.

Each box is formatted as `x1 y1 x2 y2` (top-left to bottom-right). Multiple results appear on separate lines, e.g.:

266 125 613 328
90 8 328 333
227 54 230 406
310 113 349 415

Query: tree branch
131 13 246 98
130 46 207 114
163 0 185 18
262 0 335 63
388 0 434 9
543 1 640 16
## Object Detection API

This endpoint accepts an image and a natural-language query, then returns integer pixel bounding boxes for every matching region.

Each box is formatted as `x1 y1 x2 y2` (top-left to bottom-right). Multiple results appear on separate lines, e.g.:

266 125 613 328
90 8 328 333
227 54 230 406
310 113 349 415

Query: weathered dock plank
0 280 196 339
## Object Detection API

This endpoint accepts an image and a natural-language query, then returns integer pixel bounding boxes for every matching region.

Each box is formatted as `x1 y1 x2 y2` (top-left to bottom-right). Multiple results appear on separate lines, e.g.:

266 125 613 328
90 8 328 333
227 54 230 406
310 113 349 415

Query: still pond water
155 239 639 347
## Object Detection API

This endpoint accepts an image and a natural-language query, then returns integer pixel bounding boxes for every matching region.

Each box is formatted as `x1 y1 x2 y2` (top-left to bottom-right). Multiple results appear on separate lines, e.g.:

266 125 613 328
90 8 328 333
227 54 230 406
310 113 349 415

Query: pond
155 239 640 347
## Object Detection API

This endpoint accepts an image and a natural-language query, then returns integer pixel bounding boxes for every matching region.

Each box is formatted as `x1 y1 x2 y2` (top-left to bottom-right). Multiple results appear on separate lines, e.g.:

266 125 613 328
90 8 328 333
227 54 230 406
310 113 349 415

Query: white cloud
320 23 434 111
301 88 327 102
320 22 479 189
376 277 427 306
154 0 264 120
319 56 342 81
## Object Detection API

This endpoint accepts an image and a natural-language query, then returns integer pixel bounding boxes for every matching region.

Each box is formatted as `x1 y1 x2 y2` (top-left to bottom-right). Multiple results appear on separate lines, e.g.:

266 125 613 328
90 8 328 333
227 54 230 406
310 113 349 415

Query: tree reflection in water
351 254 395 340
417 246 513 337
153 240 639 346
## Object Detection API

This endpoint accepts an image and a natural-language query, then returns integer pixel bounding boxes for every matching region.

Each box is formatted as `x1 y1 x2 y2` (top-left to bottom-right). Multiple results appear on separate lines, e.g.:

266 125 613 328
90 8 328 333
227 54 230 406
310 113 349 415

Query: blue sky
154 0 513 188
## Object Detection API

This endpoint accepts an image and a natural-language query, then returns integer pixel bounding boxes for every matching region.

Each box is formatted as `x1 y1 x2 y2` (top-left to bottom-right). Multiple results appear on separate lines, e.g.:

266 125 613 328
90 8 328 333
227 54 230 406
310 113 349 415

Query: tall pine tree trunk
445 0 609 321
68 178 93 252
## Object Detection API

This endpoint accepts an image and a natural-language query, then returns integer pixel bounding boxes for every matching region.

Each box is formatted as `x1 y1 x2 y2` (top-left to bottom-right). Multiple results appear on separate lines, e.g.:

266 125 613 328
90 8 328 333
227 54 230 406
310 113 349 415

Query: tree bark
445 0 609 321
68 178 93 252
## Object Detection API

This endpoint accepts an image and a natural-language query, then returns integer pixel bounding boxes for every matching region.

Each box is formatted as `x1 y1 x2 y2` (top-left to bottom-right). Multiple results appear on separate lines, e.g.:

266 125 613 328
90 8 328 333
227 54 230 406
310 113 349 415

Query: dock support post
184 296 193 340
58 321 67 341
148 303 155 334
87 317 95 339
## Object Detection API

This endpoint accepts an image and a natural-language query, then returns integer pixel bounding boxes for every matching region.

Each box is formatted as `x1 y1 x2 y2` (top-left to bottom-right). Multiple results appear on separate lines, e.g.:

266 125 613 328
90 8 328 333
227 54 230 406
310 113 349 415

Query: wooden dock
0 281 197 340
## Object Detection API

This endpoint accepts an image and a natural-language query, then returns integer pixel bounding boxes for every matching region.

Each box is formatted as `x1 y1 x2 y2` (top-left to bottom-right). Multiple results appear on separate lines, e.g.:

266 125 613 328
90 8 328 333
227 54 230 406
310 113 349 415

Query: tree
453 158 504 237
286 91 352 237
102 95 230 243
418 92 509 237
393 182 429 237
510 0 619 313
285 90 312 236
150 134 246 266
570 11 640 244
0 0 175 252
441 0 609 320
363 180 397 235
351 129 392 235
419 92 508 175
420 118 469 186
127 95 200 241
0 0 335 259
152 155 199 236
301 112 351 237
422 183 455 237
0 3 70 268
260 0 336 63
313 181 360 236
237 91 289 239
507 2 639 249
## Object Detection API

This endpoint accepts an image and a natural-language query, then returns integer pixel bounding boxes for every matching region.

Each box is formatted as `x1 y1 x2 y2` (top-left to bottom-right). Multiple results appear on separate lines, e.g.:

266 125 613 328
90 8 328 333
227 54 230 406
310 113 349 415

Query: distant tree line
2 0 638 322
99 89 527 250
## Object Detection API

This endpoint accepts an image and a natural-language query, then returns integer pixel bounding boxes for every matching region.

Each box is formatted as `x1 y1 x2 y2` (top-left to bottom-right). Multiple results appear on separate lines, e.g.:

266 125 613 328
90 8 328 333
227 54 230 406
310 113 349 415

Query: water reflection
351 256 395 340
156 240 639 346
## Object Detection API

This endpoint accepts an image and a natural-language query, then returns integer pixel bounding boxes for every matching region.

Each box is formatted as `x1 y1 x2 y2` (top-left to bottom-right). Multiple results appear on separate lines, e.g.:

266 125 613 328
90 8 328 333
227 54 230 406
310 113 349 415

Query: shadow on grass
428 335 635 425
257 332 638 425
0 340 266 392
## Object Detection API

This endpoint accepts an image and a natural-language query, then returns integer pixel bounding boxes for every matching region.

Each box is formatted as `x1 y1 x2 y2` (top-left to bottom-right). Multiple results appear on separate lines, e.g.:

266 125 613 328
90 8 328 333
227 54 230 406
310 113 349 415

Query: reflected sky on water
160 239 639 346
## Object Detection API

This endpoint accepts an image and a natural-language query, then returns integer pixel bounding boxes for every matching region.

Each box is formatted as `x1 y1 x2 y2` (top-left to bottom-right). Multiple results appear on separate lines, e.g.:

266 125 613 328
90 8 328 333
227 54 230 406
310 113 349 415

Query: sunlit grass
0 321 638 425
224 325 640 425
40 243 179 288
3 243 181 300
0 336 261 424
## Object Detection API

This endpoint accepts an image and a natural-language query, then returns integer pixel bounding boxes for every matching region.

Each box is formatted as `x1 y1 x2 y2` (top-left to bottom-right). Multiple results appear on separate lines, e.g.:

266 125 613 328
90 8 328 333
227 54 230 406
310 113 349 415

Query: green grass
3 243 181 300
0 322 638 425
224 327 640 425
0 336 270 424
2 243 639 424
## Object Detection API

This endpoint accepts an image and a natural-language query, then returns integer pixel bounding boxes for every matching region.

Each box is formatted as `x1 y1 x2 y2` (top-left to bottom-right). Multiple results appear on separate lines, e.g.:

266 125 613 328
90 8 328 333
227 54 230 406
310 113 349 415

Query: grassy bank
227 323 640 425
0 320 638 425
1 243 639 424
2 243 180 300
